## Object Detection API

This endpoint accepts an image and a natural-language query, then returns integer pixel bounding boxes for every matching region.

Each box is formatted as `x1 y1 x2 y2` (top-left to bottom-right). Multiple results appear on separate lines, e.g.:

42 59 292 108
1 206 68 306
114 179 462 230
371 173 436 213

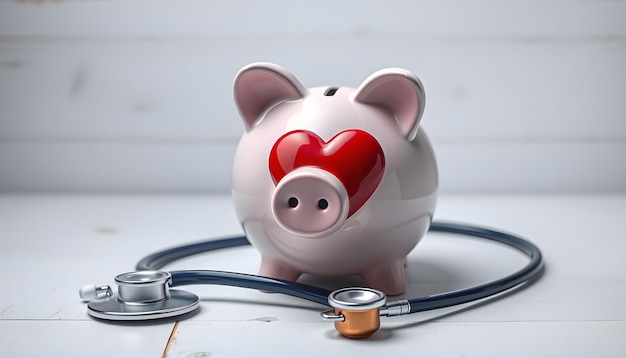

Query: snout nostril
288 197 299 208
318 199 329 210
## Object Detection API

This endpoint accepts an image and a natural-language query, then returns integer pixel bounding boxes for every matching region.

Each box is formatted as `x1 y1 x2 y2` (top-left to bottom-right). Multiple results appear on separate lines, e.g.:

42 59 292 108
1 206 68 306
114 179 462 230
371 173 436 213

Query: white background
1 0 624 194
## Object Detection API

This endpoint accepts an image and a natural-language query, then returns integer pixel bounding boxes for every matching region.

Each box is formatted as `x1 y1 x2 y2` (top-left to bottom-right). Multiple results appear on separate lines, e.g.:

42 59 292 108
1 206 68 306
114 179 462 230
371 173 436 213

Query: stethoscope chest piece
323 287 387 339
79 223 544 337
84 271 200 321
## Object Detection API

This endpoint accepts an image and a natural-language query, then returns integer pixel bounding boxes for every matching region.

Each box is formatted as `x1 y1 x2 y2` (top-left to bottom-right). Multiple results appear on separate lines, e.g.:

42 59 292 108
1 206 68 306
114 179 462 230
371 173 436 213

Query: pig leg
361 259 406 296
259 258 302 282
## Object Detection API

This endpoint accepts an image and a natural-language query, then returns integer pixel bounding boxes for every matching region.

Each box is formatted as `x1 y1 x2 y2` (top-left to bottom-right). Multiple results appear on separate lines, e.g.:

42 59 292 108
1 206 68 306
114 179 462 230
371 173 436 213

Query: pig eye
288 197 299 208
318 199 329 210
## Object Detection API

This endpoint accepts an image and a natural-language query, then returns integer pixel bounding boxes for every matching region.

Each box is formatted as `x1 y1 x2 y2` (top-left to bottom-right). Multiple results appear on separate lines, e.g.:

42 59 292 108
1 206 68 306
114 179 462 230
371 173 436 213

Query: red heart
269 129 385 217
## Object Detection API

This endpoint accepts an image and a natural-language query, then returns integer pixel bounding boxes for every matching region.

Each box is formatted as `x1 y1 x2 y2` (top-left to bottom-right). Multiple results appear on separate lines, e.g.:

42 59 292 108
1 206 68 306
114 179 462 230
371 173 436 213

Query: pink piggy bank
231 63 437 295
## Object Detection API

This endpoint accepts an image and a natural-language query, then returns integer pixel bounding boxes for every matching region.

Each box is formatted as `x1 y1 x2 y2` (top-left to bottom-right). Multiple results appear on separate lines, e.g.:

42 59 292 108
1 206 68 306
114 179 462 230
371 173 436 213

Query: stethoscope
79 221 543 339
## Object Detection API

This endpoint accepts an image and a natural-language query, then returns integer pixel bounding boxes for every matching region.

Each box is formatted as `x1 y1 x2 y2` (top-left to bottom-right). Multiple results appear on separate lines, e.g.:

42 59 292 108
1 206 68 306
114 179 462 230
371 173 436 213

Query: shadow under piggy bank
298 257 463 300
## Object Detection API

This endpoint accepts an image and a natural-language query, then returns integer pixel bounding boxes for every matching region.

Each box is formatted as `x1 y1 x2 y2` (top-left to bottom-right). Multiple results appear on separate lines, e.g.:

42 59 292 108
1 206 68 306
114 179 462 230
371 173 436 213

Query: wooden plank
0 140 623 193
1 194 625 322
1 40 624 142
1 194 625 356
0 321 175 357
0 194 242 320
0 140 236 192
0 1 624 194
170 320 626 357
0 0 624 37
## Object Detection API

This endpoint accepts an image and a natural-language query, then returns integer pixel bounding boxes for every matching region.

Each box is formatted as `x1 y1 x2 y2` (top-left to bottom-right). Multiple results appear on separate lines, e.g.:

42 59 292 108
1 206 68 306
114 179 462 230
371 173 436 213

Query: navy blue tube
136 221 544 312
136 235 332 305
136 236 250 271
169 270 331 306
408 222 543 313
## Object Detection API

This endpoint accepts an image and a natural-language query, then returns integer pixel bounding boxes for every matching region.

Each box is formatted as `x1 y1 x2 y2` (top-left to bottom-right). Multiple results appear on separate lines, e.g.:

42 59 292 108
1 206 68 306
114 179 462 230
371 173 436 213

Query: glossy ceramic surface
231 62 438 295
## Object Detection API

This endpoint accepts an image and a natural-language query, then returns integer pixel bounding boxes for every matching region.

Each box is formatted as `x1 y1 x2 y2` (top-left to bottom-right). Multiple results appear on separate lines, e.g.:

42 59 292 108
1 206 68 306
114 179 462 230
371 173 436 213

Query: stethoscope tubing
135 221 544 313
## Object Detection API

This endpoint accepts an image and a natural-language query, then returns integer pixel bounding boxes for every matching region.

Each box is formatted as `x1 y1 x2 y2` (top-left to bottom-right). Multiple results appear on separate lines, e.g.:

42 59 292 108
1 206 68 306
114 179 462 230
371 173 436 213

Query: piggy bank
231 63 437 295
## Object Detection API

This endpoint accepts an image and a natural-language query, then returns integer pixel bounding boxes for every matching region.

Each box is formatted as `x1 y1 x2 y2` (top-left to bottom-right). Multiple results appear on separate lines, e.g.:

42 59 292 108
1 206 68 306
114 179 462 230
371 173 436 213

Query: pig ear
234 62 306 131
354 68 425 141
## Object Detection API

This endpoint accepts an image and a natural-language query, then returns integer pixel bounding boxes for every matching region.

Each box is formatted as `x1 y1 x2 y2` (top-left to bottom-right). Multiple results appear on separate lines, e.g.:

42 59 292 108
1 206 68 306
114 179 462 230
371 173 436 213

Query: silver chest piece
80 271 200 321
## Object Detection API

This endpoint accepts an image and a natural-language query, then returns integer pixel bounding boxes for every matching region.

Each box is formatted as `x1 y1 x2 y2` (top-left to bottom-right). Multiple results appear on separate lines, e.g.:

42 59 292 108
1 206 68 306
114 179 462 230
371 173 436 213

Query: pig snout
271 167 349 237
268 129 386 237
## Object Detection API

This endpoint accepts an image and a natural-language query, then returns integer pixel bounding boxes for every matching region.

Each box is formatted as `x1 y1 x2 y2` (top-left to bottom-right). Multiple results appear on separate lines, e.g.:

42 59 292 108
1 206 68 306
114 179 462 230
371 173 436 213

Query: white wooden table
1 194 624 357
